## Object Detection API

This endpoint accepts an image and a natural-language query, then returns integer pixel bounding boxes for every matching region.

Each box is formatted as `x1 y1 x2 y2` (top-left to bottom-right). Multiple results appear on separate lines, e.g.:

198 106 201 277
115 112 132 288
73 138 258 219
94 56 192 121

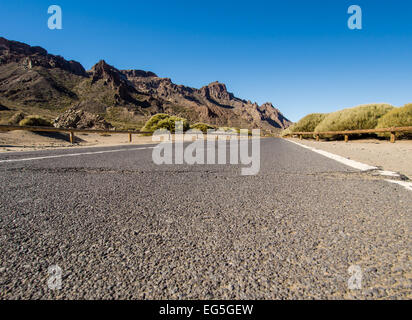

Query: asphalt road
0 138 410 299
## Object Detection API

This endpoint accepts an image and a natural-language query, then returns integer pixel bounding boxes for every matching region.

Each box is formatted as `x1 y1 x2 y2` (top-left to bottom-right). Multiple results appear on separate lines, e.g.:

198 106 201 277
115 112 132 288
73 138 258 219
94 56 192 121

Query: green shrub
158 116 190 132
315 104 394 133
376 103 412 128
376 103 412 138
8 112 26 125
190 123 215 133
141 113 170 132
19 115 53 127
291 113 327 133
142 113 189 133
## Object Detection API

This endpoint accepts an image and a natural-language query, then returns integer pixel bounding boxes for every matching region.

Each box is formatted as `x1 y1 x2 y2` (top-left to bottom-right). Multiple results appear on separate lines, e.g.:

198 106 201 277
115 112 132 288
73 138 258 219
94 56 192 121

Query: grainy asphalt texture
0 138 411 299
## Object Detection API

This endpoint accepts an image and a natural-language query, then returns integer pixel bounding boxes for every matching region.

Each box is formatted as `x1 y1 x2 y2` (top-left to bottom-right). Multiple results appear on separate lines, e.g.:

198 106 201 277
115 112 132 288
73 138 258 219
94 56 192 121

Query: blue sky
1 0 412 121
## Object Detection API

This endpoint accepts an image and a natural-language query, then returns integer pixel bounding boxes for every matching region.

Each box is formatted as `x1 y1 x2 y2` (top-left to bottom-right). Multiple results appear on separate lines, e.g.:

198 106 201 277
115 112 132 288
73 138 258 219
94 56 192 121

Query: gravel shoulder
286 138 412 179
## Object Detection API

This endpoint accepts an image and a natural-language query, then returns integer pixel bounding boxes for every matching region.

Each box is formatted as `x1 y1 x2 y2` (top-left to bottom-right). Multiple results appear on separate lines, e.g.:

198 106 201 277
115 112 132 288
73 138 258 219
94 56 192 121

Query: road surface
0 138 410 299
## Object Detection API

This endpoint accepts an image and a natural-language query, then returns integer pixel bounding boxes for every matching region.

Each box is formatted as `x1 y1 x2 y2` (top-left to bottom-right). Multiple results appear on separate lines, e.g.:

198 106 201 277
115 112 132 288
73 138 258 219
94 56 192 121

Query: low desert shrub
315 104 394 133
8 112 26 125
142 113 190 133
19 115 53 127
291 113 327 133
376 103 412 138
190 123 215 133
141 114 170 132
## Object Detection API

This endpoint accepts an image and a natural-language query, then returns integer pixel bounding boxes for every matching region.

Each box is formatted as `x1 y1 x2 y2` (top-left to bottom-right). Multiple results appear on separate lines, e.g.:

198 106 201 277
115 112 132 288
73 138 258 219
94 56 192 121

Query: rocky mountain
0 37 291 131
0 37 86 111
0 37 86 76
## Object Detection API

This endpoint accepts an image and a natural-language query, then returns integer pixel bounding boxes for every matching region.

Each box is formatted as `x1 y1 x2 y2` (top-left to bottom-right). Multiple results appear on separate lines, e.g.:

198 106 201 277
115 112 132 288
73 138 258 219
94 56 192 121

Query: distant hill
0 37 291 131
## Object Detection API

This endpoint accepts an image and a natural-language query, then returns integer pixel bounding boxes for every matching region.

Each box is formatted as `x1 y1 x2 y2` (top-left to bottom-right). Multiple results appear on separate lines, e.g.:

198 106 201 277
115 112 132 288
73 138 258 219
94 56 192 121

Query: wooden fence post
299 135 303 140
316 135 319 141
390 132 396 143
344 135 349 143
129 133 132 143
69 131 74 144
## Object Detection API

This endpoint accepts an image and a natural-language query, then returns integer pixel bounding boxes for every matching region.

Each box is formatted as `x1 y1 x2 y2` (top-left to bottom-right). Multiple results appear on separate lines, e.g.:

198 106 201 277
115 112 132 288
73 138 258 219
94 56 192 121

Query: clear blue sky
1 0 412 121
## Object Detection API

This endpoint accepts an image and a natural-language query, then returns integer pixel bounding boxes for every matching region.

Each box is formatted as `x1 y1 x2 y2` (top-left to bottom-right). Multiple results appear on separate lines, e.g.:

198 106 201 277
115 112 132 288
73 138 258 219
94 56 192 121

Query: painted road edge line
284 139 412 192
285 139 377 171
385 180 412 192
0 147 155 163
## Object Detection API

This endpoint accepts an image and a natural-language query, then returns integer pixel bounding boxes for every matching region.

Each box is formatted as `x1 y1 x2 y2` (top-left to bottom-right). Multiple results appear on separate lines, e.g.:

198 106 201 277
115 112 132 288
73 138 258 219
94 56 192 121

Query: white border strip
0 147 155 163
385 180 412 192
376 170 401 178
285 139 412 192
285 139 377 171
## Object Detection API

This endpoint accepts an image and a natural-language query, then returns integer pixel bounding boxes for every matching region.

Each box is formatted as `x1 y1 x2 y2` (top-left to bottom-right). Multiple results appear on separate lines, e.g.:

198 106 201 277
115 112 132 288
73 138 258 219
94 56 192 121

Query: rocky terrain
54 108 113 130
0 37 291 131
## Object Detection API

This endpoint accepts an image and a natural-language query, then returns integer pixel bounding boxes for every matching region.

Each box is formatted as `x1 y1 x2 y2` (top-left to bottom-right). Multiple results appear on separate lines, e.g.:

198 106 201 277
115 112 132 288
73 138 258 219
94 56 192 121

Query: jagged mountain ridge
0 37 291 131
0 37 86 76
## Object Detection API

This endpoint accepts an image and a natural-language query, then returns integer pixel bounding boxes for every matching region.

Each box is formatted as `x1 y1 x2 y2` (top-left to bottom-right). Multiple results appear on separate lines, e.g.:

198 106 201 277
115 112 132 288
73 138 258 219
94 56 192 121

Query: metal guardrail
0 124 153 143
284 126 412 143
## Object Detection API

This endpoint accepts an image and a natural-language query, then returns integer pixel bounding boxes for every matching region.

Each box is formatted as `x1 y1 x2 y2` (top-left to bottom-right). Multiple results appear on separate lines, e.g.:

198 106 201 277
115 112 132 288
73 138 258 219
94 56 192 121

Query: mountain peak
90 60 124 85
260 102 277 110
258 102 290 128
90 59 113 74
201 81 233 101
206 81 227 90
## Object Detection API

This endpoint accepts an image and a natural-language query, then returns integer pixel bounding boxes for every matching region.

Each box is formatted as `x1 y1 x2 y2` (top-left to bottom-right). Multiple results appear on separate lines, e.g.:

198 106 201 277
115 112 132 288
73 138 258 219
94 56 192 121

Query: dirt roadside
0 130 157 152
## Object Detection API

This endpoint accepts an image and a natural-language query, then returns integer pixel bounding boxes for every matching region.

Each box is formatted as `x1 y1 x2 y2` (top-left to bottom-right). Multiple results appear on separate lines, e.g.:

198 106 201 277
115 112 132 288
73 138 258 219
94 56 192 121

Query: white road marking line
285 139 377 171
376 170 400 177
0 147 155 163
285 139 412 192
385 180 412 192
